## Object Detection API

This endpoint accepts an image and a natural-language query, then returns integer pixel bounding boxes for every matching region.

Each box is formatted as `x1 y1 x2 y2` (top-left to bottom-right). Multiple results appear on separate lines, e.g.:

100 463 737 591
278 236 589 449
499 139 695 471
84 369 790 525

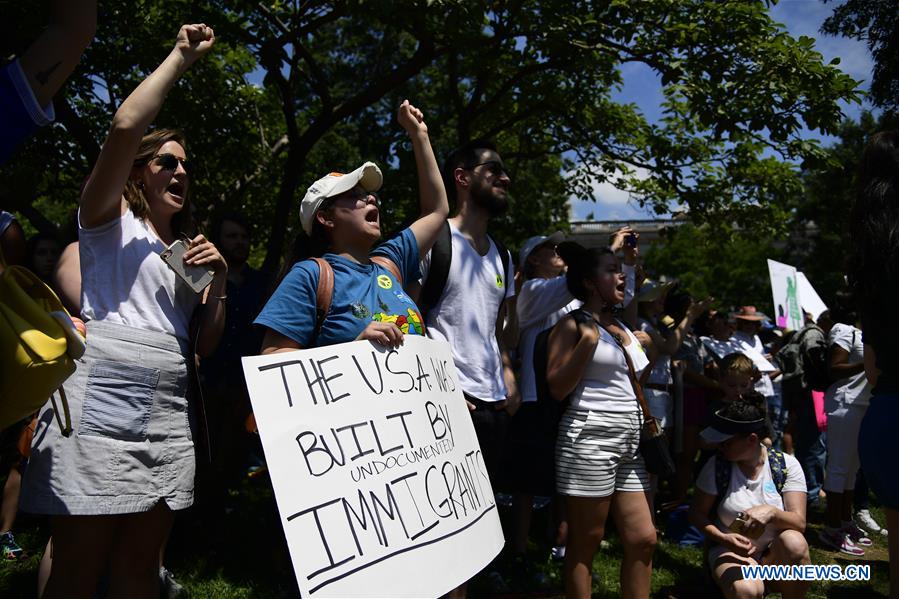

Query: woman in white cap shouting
257 100 448 352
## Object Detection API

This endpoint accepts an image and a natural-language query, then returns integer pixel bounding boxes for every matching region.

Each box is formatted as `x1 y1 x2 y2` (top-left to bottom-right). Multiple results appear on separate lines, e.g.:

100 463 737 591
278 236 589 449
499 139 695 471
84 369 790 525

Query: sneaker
550 545 566 561
856 509 883 535
159 566 184 599
0 531 23 560
819 527 865 556
842 521 873 547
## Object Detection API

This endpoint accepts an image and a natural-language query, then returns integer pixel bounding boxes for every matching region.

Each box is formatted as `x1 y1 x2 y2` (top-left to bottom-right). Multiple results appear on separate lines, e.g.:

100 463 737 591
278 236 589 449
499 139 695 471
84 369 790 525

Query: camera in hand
729 511 763 539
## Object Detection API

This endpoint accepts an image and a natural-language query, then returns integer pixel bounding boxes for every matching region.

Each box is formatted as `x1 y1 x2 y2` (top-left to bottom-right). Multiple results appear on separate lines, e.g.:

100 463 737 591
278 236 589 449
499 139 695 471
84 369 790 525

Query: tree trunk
261 144 305 274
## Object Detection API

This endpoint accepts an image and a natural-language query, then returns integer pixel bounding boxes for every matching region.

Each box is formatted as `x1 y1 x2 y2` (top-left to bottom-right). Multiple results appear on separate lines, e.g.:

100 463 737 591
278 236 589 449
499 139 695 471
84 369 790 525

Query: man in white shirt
420 138 519 451
418 139 519 596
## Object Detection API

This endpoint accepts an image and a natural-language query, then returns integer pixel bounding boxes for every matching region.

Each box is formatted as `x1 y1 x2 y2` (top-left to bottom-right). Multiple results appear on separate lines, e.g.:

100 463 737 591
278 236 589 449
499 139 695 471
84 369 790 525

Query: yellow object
0 251 74 432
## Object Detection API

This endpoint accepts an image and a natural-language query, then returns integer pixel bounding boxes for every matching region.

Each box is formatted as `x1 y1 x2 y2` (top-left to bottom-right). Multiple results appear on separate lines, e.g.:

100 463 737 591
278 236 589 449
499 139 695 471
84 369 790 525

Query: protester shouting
547 241 655 599
20 24 225 599
256 99 448 353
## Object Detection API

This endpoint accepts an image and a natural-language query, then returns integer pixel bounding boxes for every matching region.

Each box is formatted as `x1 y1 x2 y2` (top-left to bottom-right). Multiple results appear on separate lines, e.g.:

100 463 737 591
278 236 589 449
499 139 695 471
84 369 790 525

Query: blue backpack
714 446 788 503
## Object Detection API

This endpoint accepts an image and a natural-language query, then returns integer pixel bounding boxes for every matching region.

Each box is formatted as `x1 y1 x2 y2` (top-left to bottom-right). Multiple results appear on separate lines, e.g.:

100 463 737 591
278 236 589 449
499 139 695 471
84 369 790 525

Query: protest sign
242 336 504 598
767 259 803 331
796 271 828 321
700 336 777 372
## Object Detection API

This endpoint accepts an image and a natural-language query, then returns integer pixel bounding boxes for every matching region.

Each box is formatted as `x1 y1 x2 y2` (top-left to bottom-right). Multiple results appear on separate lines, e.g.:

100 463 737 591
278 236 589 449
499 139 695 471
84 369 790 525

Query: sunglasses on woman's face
335 187 381 208
152 153 191 175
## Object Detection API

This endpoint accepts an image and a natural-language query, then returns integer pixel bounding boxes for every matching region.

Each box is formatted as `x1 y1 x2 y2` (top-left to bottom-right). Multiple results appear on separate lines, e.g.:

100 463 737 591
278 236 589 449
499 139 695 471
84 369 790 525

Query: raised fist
175 23 215 64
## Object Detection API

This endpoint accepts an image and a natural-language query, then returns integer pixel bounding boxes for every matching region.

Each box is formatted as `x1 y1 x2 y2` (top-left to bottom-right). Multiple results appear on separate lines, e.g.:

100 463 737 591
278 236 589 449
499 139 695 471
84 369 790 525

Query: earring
137 181 144 189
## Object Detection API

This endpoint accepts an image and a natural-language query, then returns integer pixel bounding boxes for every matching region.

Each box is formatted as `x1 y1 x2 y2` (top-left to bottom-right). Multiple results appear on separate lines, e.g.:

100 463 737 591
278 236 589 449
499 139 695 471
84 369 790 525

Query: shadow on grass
165 474 300 598
1 478 891 598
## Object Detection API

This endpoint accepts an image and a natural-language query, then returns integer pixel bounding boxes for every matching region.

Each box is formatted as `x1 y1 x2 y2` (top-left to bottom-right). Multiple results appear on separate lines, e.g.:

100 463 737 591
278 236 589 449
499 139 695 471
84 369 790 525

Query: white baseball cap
519 231 565 265
299 162 383 235
700 410 768 444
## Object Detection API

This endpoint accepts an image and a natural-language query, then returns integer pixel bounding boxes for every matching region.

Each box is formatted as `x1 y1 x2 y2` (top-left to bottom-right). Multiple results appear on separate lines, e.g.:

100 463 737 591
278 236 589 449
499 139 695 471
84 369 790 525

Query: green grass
0 477 892 598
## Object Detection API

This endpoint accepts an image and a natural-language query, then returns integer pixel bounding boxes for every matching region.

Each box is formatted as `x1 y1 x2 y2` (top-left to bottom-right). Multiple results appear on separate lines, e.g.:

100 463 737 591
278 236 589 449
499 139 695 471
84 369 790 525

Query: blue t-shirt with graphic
1 60 55 165
255 227 423 348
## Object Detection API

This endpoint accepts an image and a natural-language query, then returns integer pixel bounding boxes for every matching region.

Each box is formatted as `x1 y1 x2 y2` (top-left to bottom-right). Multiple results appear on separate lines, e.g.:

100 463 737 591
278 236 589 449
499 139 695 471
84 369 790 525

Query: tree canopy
643 110 899 314
823 0 899 112
1 0 863 272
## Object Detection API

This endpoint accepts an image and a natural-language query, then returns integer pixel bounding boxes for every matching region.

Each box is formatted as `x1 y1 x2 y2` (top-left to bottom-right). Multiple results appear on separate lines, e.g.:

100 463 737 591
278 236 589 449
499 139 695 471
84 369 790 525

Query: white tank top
569 317 644 413
79 207 200 340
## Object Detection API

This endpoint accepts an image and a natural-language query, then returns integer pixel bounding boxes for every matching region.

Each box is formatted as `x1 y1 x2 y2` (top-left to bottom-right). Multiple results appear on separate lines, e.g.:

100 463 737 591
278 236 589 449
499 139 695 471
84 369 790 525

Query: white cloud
566 165 656 220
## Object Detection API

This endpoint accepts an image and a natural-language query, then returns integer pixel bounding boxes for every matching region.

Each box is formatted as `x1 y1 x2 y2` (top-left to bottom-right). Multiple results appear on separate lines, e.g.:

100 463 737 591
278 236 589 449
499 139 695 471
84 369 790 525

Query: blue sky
568 0 877 222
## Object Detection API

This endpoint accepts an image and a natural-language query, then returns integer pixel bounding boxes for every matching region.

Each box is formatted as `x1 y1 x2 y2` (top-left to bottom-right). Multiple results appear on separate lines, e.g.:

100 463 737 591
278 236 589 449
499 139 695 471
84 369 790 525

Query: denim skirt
20 320 195 515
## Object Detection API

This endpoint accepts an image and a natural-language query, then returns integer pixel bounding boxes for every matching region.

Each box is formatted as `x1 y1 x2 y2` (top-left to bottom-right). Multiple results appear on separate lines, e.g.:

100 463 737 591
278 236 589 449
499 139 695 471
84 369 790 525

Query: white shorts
555 408 650 497
824 403 867 492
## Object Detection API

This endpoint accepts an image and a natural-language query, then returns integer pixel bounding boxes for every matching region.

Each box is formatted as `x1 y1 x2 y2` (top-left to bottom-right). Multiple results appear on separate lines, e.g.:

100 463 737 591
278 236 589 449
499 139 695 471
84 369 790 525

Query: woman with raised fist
20 24 225 599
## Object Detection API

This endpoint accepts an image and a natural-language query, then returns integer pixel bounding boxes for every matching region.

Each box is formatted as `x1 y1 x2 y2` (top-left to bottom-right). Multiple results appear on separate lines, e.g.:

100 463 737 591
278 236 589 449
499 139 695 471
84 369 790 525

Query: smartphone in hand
160 239 214 294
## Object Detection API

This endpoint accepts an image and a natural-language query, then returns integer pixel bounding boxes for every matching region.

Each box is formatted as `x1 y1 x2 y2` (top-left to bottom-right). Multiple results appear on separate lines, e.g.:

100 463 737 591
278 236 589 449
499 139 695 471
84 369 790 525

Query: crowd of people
1 7 898 599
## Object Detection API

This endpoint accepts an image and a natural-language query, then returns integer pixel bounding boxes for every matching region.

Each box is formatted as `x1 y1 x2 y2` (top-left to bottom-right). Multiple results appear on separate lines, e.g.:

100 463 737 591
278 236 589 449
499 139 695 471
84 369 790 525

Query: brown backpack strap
600 322 657 433
311 257 334 341
370 255 403 286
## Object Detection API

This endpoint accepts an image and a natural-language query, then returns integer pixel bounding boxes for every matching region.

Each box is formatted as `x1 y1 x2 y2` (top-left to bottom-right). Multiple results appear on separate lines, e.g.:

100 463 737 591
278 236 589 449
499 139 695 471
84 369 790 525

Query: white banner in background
767 259 803 331
242 336 504 598
796 271 828 322
700 336 778 372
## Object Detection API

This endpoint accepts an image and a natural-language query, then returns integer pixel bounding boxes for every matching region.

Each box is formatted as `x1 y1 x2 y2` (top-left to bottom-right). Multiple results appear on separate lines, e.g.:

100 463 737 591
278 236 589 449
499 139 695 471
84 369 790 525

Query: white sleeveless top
570 317 648 413
79 207 200 340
